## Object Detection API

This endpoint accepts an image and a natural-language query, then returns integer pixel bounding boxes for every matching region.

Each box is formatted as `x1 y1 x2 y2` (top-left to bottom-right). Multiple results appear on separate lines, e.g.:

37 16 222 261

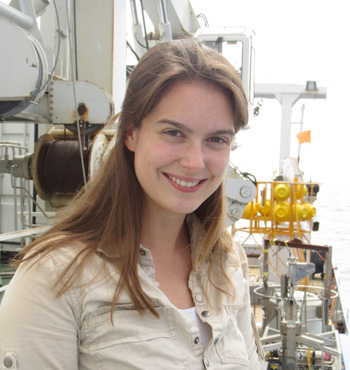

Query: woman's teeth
169 176 200 188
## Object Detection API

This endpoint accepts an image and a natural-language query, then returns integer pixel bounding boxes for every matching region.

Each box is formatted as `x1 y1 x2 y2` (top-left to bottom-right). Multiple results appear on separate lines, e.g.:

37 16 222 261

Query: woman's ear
124 127 136 152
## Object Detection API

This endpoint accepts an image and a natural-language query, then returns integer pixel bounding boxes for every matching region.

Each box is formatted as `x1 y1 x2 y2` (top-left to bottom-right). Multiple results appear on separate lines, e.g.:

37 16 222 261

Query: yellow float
273 183 291 202
293 184 308 200
273 202 291 222
304 202 317 220
258 199 271 216
242 202 259 219
293 203 307 220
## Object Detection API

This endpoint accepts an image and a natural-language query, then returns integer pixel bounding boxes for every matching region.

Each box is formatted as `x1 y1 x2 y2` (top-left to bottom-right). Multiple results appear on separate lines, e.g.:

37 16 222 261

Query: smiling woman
0 38 266 369
125 80 235 218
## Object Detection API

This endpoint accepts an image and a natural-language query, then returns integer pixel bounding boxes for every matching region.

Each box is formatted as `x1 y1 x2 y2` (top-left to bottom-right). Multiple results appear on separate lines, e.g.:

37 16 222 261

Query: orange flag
296 130 311 144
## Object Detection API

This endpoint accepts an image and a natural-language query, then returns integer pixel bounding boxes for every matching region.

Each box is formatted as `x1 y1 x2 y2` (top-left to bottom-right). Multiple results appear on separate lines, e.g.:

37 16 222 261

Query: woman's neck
140 206 194 309
140 206 190 255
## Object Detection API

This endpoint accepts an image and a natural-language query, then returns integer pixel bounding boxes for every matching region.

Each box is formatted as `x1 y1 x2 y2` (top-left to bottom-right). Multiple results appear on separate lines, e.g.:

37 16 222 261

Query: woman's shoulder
19 238 114 287
24 237 88 265
231 240 248 278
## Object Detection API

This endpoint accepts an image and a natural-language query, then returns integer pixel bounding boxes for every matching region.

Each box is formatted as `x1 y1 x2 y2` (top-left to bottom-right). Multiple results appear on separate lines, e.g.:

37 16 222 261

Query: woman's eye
165 130 183 137
209 136 228 144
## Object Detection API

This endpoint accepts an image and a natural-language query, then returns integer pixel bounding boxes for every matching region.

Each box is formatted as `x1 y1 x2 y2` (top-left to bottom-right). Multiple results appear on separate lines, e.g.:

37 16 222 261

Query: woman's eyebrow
157 119 194 133
157 119 235 136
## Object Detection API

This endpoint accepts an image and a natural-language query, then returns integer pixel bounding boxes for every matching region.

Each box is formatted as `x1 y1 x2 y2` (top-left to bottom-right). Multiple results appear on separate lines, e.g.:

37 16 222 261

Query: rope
37 140 89 195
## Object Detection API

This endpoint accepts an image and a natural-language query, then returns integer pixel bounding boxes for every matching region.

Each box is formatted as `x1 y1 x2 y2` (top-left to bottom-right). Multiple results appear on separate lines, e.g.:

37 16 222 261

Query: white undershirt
183 307 212 349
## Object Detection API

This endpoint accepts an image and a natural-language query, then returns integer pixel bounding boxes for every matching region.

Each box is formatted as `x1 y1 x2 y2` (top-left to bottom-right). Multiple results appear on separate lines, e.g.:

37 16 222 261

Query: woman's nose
179 142 205 172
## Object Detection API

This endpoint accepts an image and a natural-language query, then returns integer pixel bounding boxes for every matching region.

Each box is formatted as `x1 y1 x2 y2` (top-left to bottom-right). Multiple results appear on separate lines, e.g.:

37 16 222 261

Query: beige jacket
0 215 265 369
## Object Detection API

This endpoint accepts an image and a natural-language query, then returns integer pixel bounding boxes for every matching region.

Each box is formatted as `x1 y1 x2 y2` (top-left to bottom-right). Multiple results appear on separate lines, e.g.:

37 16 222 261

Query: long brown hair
17 38 248 315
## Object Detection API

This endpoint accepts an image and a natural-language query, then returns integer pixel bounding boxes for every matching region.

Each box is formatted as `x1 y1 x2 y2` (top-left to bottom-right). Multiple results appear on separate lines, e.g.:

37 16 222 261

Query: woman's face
125 81 235 219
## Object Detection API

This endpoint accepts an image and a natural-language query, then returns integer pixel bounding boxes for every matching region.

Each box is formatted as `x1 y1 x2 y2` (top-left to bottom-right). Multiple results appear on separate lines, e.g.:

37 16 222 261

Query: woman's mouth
168 175 201 188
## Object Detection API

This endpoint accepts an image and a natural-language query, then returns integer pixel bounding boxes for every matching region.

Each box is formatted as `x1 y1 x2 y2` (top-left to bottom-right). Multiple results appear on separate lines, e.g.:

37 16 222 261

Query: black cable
136 38 148 49
127 40 140 61
197 13 209 27
32 124 39 225
126 66 135 79
241 172 257 186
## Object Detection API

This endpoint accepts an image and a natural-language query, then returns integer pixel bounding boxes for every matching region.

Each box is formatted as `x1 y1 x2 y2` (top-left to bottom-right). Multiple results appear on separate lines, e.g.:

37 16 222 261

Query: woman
0 38 265 369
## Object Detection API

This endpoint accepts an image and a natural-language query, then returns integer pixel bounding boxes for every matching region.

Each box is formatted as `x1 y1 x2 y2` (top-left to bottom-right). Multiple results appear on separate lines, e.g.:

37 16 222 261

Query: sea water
311 180 350 322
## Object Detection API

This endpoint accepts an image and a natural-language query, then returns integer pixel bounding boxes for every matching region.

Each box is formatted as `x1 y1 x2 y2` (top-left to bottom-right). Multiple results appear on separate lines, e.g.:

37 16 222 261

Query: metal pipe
0 2 34 29
263 239 269 290
269 239 330 252
129 0 139 25
157 0 168 24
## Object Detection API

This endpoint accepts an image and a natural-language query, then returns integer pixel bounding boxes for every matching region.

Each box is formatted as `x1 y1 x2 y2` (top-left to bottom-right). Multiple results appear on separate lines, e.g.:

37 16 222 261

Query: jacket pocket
80 305 188 370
